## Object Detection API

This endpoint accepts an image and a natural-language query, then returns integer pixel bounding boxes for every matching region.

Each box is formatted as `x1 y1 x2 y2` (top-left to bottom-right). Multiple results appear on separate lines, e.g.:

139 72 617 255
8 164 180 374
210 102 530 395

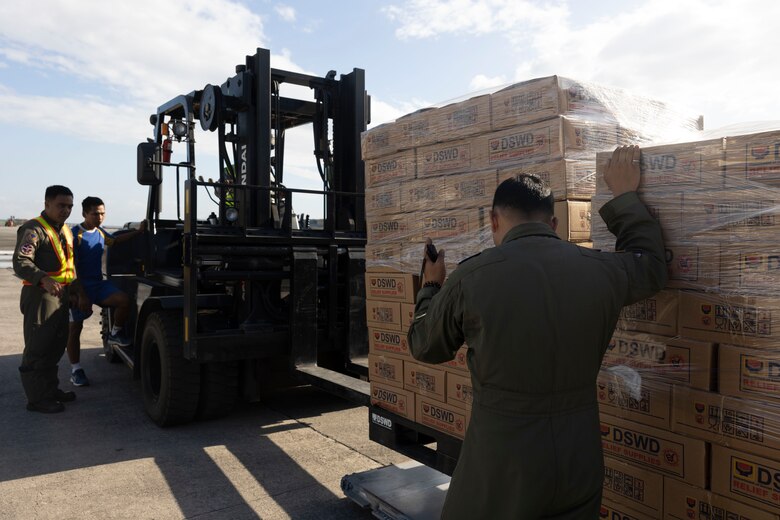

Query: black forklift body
107 48 371 424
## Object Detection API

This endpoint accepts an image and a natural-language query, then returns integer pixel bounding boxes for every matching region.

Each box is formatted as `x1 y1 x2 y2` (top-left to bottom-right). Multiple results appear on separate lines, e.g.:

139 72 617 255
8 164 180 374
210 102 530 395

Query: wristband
423 281 441 289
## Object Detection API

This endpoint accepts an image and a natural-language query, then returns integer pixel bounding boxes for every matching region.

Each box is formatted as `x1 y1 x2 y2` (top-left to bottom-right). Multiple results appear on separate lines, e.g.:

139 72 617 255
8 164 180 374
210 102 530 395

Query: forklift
105 48 371 426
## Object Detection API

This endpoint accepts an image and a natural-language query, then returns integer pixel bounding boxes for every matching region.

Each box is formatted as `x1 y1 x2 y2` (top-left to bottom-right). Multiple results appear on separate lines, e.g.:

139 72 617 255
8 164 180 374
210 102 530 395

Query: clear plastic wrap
365 75 780 512
363 75 702 273
589 124 780 513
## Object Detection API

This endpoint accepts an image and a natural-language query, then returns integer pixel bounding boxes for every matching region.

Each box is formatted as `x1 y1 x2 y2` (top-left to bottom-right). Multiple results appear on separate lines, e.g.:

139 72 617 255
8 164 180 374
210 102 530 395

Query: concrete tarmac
0 260 409 519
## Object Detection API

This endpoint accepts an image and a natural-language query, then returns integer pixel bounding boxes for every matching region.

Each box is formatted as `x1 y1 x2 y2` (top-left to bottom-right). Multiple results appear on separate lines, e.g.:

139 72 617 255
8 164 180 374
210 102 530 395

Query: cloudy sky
1 0 779 224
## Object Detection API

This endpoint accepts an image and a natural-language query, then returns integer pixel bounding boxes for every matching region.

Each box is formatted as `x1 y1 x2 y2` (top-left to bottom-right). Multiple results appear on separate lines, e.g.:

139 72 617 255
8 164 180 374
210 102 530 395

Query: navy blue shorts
69 280 121 322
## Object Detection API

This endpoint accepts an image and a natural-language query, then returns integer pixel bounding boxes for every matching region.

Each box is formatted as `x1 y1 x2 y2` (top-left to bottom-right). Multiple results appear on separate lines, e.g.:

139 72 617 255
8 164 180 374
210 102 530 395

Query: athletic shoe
70 368 90 387
108 331 132 347
26 399 65 413
56 389 77 401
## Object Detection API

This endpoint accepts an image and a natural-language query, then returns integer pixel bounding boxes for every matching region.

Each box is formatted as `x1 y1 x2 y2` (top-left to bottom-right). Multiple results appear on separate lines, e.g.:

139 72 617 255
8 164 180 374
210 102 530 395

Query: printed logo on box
488 130 550 164
422 144 471 174
601 423 683 475
640 153 701 185
447 105 480 129
730 456 780 506
745 142 780 179
421 402 465 433
738 353 780 397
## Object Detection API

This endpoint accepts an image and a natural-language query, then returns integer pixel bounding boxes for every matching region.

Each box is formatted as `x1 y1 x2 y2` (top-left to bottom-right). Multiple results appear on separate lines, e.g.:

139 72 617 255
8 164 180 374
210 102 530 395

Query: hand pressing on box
604 145 641 198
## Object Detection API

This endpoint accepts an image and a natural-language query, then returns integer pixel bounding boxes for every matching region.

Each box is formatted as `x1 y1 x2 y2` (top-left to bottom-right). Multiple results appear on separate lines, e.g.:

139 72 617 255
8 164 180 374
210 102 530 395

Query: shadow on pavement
0 348 374 519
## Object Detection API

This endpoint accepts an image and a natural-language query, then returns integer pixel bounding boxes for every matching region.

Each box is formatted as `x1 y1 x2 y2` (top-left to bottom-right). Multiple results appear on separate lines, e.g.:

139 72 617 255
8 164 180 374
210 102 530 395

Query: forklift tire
141 311 200 426
196 361 239 421
100 308 121 364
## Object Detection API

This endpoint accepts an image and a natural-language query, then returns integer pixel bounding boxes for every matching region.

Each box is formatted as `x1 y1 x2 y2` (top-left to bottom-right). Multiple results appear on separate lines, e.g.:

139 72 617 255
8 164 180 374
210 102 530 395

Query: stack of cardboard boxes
592 131 780 518
363 76 700 444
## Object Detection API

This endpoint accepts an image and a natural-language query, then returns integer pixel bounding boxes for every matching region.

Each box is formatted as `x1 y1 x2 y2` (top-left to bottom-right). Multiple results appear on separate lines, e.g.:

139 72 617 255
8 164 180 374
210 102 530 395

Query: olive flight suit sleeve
599 191 668 305
12 225 47 286
407 278 465 364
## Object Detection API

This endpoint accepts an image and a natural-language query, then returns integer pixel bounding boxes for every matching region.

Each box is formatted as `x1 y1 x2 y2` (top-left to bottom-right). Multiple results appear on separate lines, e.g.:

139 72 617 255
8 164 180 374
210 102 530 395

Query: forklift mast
122 48 372 425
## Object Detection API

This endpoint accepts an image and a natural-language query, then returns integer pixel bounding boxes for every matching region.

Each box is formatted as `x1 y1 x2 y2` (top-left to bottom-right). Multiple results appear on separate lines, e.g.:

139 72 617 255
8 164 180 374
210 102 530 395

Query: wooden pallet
368 404 462 476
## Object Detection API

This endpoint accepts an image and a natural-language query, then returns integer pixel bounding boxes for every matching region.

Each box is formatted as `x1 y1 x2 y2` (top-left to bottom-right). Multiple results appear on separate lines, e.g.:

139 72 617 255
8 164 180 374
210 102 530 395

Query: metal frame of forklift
107 48 371 425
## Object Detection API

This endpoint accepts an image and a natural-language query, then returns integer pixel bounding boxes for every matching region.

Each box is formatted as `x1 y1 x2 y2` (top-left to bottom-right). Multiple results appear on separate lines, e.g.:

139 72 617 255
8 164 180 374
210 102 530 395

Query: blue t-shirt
72 225 115 282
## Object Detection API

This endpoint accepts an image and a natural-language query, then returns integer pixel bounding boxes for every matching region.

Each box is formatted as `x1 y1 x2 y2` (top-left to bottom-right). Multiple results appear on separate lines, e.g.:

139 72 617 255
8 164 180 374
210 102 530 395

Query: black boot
26 399 65 413
56 389 76 402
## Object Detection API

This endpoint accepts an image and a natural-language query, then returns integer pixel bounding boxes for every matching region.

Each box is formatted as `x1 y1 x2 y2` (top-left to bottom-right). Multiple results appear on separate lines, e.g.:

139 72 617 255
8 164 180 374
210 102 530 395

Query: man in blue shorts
67 196 146 386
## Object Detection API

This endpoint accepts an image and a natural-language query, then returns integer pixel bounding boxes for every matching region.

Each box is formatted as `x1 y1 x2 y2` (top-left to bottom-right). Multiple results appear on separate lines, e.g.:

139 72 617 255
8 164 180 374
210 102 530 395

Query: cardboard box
439 346 469 373
417 139 485 177
599 414 708 486
370 381 415 420
368 353 404 388
599 497 657 520
365 185 402 217
664 242 721 290
720 245 780 295
415 395 470 439
678 290 780 348
404 360 446 402
595 138 724 194
445 170 497 209
480 117 617 168
500 159 597 201
682 188 780 241
367 214 411 243
672 386 780 459
365 243 403 273
365 150 415 187
555 200 591 242
641 191 685 244
366 299 402 331
399 176 448 213
710 444 780 512
367 327 411 358
490 76 569 129
361 122 403 160
719 344 780 405
490 76 615 130
602 330 715 390
725 130 780 188
445 371 473 410
602 456 664 518
663 477 780 520
414 209 479 241
400 95 491 148
597 369 672 429
401 302 415 332
617 290 679 337
365 272 419 303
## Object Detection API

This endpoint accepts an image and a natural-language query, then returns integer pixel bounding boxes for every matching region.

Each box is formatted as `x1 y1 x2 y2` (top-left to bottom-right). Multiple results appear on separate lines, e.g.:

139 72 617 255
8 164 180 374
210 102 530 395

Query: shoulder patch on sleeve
19 230 38 256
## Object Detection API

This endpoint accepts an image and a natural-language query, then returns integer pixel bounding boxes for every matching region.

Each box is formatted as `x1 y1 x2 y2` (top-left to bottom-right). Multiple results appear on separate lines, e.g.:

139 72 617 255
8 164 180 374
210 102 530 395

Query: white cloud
0 89 145 145
275 4 296 22
382 0 780 128
382 0 567 40
469 74 506 92
0 1 267 108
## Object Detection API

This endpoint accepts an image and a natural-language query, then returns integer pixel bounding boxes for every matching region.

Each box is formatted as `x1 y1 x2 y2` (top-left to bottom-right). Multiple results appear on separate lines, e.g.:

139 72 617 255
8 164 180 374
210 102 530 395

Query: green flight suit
13 214 74 405
408 192 667 519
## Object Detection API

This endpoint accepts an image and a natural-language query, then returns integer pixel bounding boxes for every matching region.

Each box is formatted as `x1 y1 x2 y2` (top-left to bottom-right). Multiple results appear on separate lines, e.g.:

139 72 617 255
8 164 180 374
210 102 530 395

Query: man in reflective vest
13 185 88 413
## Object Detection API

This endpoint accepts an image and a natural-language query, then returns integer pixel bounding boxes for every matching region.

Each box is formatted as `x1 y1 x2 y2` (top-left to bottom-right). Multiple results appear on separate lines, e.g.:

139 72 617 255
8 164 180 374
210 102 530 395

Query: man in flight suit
408 146 667 519
13 185 87 413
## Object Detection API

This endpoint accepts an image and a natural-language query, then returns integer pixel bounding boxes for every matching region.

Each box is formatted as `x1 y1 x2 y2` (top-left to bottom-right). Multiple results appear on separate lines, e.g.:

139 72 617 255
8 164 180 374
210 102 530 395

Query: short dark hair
82 196 105 212
492 174 554 220
45 185 73 200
